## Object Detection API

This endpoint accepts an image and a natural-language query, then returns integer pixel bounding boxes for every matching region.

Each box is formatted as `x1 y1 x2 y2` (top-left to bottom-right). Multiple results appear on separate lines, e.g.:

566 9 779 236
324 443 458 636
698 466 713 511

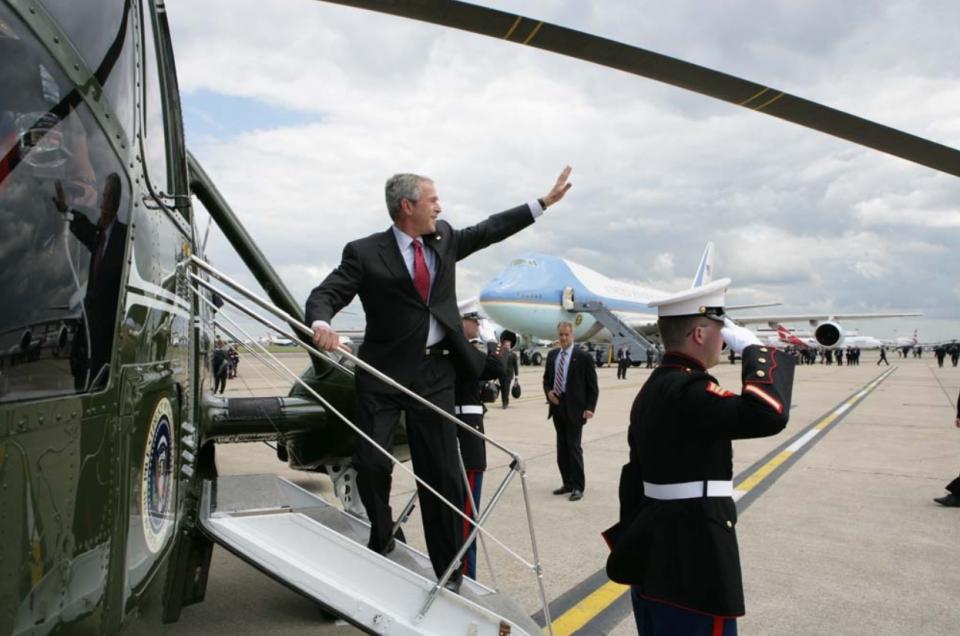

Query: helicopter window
140 0 170 198
0 5 130 403
41 0 136 137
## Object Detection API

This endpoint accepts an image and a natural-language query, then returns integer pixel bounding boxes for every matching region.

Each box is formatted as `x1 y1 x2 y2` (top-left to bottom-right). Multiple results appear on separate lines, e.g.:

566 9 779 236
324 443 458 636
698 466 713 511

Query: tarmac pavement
165 351 960 635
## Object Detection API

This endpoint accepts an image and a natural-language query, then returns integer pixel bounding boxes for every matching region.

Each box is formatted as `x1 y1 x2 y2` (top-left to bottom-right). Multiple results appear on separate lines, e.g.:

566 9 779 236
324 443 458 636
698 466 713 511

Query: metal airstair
184 257 550 635
200 475 540 635
572 299 657 357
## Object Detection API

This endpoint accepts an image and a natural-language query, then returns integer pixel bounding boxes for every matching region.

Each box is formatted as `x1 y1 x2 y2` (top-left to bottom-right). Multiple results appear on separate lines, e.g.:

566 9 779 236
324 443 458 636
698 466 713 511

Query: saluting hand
541 165 573 208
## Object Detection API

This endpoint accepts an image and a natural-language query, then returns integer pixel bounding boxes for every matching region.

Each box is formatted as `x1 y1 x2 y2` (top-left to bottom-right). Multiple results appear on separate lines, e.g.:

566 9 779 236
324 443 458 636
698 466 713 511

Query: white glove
721 317 761 354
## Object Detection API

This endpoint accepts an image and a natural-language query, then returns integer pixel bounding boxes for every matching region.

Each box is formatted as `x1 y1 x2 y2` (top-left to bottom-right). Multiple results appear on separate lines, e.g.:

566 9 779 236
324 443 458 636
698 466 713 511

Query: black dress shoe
934 493 960 507
443 574 463 594
569 489 583 501
367 537 396 555
368 527 405 555
552 486 571 495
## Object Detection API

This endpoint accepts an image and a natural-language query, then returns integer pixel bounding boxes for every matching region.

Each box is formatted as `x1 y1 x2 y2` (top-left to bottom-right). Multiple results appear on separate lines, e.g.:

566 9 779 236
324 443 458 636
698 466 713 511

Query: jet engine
814 321 844 348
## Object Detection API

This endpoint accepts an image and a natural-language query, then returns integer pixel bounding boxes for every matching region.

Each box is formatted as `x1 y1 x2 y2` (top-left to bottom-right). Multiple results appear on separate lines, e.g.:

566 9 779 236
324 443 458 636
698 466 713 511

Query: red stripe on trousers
713 616 724 636
461 470 478 575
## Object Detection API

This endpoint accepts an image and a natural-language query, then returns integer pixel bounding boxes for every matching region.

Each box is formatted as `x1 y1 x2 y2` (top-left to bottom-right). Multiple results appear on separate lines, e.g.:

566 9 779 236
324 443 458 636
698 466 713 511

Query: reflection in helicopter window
0 4 129 403
42 0 136 137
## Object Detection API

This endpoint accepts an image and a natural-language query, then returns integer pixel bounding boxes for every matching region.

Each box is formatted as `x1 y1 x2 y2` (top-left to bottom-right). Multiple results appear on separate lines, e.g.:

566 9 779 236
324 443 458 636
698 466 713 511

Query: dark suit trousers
500 370 515 406
352 354 465 579
553 401 585 491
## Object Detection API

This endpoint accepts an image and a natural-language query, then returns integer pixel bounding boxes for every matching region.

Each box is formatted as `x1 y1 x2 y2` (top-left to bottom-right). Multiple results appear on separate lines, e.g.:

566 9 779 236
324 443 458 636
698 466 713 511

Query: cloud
166 0 960 341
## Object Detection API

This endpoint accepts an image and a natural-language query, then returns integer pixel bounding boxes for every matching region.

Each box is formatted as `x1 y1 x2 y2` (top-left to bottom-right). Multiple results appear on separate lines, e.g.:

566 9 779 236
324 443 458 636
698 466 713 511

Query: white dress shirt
391 225 444 346
311 201 544 346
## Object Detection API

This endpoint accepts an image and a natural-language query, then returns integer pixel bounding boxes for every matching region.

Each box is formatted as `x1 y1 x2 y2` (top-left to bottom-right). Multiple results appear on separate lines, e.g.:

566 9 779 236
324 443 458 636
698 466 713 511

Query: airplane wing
318 0 960 179
729 312 922 326
726 302 782 312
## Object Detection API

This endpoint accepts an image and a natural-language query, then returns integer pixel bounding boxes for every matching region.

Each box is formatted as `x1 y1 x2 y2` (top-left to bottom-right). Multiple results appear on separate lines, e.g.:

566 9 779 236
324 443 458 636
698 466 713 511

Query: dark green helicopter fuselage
0 1 354 633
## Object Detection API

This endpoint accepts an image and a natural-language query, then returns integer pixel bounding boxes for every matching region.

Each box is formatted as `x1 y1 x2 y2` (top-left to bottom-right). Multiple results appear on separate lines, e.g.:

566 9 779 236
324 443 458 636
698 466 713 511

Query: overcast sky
166 0 960 342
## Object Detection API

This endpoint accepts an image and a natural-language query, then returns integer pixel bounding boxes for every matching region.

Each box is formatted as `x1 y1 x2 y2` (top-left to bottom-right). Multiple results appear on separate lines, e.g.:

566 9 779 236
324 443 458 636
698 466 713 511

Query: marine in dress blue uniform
454 310 504 577
604 279 796 635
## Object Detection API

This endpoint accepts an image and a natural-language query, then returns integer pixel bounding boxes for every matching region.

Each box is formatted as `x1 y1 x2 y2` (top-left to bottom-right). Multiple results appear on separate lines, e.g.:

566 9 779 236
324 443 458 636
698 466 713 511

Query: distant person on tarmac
543 321 598 502
877 346 889 366
933 388 960 508
212 338 228 394
227 345 239 378
616 344 631 379
497 330 519 409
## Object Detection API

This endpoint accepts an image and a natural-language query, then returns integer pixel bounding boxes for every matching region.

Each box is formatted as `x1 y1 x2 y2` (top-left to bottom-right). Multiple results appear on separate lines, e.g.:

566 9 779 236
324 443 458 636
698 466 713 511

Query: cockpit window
140 0 170 197
508 258 538 267
0 4 129 403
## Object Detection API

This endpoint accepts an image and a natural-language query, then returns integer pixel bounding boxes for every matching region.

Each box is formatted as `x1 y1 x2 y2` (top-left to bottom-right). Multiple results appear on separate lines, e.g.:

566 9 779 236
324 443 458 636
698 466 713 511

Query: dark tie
554 349 567 395
91 229 106 287
412 239 430 303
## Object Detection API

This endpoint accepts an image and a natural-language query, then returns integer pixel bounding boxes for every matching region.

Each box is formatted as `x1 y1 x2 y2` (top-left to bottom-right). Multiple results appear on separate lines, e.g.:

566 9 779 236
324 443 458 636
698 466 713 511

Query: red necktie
412 239 430 303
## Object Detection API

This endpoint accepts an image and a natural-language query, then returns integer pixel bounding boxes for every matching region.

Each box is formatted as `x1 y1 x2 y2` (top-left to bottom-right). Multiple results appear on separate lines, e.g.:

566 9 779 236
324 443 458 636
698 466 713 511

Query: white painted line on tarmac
786 428 820 452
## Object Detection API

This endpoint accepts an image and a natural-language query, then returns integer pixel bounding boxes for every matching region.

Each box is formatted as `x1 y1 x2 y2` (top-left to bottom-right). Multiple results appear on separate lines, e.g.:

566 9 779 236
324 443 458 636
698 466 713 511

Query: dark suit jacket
542 346 599 425
305 205 534 393
70 213 127 369
455 341 504 471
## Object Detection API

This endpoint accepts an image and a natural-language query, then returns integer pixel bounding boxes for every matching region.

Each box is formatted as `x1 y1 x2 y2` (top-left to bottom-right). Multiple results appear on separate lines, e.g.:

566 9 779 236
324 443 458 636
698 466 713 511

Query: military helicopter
3 1 960 635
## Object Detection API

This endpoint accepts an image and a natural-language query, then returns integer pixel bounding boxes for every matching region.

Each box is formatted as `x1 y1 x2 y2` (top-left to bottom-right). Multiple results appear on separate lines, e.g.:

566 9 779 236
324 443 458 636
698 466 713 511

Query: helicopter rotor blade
316 0 960 178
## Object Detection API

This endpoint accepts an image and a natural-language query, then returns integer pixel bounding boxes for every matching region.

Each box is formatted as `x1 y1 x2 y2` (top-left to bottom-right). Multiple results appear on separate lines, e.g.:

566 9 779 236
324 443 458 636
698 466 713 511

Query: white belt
643 480 733 500
454 405 484 415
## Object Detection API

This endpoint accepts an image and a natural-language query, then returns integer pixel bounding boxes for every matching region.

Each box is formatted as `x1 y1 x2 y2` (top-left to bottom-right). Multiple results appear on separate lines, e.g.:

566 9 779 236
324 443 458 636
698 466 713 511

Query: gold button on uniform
756 370 766 378
760 347 768 352
758 357 766 363
725 520 733 528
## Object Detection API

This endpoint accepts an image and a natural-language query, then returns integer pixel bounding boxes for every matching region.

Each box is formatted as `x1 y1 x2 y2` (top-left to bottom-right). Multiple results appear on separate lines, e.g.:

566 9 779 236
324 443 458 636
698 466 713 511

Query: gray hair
385 173 431 221
557 320 574 332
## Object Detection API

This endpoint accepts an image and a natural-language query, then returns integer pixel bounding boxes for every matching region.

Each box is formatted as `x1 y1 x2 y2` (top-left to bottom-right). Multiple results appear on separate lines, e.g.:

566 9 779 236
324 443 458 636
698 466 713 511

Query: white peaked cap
647 278 731 321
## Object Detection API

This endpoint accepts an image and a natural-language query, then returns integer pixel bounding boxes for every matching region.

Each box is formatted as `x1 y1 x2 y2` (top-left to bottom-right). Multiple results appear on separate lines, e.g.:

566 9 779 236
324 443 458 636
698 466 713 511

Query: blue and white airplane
478 243 919 348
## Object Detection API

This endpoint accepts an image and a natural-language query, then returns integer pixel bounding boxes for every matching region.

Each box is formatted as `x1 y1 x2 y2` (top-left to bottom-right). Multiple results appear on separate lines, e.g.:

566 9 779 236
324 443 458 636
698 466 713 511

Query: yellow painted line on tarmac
814 412 837 430
546 580 628 636
735 450 793 494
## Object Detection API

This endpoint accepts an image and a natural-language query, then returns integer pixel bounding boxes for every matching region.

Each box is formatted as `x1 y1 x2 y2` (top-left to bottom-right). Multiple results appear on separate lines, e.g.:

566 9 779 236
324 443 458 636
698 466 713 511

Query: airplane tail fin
691 242 715 288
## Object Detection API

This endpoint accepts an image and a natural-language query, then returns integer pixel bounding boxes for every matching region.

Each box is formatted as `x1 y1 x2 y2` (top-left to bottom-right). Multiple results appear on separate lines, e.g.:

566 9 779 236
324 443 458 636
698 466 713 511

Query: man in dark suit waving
54 173 127 391
543 320 599 502
307 168 572 588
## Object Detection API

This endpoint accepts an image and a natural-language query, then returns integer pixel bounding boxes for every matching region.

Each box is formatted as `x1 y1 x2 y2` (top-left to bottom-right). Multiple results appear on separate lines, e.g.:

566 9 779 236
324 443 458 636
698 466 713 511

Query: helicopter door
561 286 575 312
